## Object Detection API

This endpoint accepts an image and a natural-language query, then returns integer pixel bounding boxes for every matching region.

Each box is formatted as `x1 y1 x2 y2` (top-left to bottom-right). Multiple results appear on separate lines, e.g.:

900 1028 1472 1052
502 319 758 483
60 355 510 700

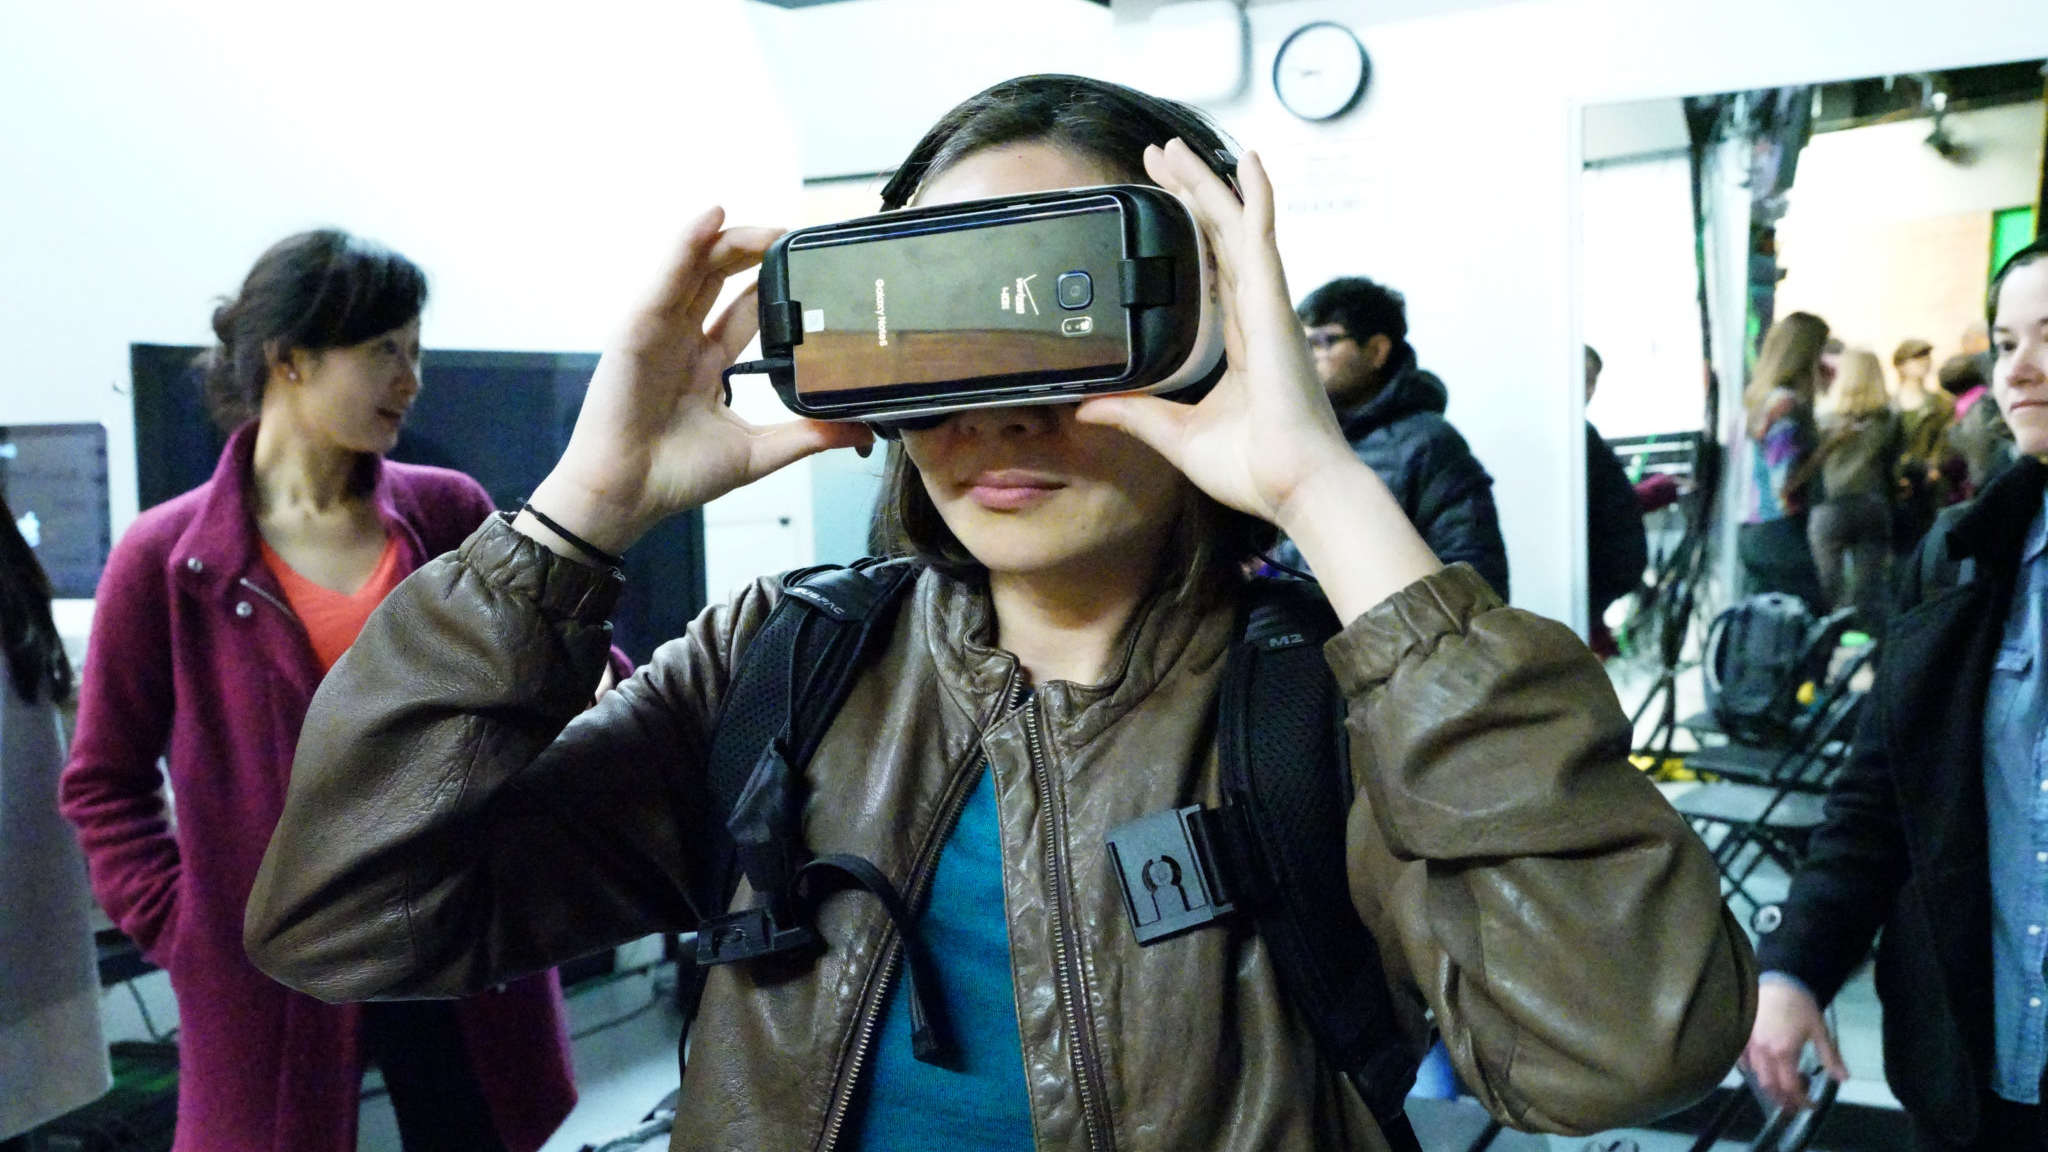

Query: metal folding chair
1670 640 1874 916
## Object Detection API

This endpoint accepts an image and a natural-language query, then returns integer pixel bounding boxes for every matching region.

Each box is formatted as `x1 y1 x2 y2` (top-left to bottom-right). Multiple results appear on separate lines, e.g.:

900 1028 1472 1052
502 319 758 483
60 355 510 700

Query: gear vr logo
873 279 889 348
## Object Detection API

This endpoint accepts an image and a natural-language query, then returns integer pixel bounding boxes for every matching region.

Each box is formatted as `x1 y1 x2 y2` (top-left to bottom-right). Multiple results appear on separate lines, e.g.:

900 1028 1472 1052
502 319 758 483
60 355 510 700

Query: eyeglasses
1304 330 1354 353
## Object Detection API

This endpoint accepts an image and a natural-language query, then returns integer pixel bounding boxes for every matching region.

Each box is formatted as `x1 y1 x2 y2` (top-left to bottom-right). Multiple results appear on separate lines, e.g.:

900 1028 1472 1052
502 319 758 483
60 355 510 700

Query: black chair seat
1683 743 1781 784
1671 784 1829 829
1680 710 1724 737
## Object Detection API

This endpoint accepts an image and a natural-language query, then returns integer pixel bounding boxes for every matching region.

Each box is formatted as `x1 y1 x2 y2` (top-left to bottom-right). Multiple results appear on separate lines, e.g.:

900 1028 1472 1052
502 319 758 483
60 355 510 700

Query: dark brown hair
1743 311 1830 437
867 75 1274 604
878 74 1239 210
0 490 70 703
201 229 427 431
1990 237 2048 330
1937 352 1989 397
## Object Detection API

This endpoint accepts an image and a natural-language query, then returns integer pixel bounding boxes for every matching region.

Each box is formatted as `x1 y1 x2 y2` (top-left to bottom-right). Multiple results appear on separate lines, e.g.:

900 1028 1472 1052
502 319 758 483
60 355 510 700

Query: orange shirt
258 535 405 673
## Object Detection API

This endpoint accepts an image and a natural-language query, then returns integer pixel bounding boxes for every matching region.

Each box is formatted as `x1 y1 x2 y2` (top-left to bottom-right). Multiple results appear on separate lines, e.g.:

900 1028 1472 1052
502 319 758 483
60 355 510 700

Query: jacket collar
919 569 1232 755
1943 455 2047 575
168 421 419 591
1336 347 1448 440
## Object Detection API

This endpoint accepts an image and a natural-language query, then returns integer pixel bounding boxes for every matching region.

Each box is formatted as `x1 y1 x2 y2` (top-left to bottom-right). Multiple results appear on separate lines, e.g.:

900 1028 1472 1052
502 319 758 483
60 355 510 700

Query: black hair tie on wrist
521 503 623 568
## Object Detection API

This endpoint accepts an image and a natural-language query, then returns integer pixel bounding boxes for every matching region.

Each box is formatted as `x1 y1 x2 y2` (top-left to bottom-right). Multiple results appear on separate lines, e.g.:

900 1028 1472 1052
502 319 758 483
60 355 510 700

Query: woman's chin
357 427 403 457
2007 411 2048 458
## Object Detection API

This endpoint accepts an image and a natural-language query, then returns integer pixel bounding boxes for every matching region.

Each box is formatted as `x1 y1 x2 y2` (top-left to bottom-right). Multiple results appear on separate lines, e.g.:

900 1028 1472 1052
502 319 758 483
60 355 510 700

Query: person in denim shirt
1745 238 2048 1150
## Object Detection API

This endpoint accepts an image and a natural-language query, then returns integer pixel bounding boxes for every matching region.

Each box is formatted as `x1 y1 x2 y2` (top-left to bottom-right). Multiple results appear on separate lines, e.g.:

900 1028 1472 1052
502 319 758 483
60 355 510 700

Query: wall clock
1272 21 1370 122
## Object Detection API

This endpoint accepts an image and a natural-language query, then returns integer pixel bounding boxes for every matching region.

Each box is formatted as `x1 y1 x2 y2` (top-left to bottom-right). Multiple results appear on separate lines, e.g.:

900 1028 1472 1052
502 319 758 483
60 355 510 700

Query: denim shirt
1986 493 2048 1102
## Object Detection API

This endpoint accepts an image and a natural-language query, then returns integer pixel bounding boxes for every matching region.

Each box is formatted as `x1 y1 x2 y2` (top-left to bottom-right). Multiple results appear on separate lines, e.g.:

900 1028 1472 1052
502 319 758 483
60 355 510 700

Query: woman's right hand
1743 979 1848 1113
523 208 873 557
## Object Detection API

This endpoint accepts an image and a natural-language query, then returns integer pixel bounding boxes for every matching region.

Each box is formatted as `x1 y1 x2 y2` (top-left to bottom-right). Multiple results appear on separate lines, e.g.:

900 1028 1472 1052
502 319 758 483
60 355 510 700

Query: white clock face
1273 22 1369 122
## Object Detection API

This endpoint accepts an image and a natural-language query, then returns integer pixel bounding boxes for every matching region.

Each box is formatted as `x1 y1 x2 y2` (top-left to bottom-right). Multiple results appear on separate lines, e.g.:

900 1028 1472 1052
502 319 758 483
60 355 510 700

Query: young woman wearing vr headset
246 75 1753 1149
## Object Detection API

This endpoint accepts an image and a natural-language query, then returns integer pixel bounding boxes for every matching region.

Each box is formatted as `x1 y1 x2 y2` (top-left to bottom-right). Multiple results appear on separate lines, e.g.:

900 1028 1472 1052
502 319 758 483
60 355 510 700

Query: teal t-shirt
852 766 1034 1150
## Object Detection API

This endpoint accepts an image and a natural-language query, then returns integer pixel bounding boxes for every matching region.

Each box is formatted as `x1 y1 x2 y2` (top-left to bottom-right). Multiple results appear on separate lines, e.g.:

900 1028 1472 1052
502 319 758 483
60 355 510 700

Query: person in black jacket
1745 238 2048 1150
1584 347 1648 654
1279 276 1510 599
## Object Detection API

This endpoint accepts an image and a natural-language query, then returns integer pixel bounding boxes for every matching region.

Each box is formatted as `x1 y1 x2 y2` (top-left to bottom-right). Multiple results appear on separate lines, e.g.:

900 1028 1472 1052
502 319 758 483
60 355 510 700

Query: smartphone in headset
752 184 1222 426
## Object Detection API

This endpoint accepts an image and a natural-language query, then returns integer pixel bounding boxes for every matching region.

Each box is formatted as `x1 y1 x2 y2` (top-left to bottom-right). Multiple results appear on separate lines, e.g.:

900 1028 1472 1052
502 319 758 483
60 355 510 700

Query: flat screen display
0 423 111 599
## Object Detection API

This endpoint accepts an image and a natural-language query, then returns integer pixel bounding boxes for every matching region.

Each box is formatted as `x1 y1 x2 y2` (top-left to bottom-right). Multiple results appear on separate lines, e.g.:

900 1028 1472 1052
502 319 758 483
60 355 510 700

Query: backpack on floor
675 561 1425 1152
1702 593 1846 745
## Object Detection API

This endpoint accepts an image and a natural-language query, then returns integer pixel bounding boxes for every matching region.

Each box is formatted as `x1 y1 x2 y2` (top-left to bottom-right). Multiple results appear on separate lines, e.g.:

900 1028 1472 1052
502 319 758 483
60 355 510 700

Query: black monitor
0 423 113 599
128 344 706 662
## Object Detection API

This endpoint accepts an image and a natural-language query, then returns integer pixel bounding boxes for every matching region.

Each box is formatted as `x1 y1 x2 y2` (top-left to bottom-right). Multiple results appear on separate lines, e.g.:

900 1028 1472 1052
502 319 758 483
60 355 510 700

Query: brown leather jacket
247 516 1755 1151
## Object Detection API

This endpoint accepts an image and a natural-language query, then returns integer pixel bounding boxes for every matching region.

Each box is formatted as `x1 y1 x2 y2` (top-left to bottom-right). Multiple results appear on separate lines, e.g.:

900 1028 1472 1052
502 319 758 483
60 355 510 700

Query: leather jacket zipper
1025 694 1114 1152
816 740 989 1151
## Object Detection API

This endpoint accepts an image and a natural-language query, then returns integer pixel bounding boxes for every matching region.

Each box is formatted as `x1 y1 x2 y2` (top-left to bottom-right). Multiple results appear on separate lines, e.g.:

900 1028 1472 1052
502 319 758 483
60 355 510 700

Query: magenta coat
60 424 577 1152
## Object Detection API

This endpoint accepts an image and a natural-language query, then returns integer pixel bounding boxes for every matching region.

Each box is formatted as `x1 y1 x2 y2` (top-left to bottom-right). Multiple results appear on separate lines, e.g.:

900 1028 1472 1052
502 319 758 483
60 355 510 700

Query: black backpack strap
1217 580 1423 1152
674 559 921 1047
1107 580 1421 1149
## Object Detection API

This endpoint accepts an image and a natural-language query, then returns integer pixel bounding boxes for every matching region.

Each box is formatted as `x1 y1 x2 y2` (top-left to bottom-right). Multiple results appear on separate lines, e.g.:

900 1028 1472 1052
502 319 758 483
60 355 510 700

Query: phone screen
786 198 1131 402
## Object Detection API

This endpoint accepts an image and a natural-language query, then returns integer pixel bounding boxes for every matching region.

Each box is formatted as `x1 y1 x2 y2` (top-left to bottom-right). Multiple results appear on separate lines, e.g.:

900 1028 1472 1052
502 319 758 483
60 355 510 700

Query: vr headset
741 184 1224 430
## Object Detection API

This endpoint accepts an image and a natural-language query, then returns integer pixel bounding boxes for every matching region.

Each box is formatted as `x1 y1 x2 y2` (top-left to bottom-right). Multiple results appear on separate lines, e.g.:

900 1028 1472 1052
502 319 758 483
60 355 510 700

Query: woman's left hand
1075 140 1356 531
1077 140 1442 619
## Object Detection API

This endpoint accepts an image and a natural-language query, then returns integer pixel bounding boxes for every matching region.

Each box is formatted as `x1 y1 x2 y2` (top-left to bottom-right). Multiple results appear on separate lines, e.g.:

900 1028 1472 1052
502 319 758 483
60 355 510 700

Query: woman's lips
966 470 1063 511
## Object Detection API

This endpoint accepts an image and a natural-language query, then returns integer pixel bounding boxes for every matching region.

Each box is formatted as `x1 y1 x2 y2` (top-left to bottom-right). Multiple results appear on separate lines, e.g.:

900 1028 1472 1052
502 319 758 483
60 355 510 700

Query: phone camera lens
1057 271 1093 310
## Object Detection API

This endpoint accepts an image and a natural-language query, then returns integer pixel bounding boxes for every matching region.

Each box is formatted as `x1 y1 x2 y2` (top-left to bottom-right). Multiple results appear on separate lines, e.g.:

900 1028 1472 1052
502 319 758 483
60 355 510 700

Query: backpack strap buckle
1106 804 1242 945
695 906 817 966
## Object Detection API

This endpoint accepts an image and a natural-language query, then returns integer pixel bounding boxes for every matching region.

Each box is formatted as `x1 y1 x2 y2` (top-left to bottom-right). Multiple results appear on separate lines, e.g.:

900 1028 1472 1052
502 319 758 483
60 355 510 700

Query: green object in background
1993 206 2038 273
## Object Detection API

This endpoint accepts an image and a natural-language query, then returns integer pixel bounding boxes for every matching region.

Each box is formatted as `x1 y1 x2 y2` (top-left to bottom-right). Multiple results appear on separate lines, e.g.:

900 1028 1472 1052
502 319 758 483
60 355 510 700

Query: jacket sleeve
1406 429 1512 602
438 469 634 680
245 514 767 1002
1750 703 1903 1004
58 529 182 966
1332 565 1755 1134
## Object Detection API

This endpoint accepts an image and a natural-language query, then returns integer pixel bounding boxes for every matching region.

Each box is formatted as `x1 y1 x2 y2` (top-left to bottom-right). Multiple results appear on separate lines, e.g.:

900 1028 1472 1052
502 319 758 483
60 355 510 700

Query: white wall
1583 97 1690 166
1582 155 1708 440
1 0 814 623
1088 0 2048 629
1790 101 2045 228
1775 101 2044 373
747 0 1115 180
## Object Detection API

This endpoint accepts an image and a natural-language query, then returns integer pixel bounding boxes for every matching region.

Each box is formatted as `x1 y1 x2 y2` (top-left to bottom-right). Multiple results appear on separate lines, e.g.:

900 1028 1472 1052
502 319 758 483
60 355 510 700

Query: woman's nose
948 403 1058 438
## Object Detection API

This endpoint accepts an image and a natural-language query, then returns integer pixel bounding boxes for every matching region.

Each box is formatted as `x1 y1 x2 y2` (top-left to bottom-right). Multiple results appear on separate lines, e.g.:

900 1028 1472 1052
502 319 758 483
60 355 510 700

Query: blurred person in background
1893 338 1954 554
1286 276 1511 598
1583 346 1648 657
1739 311 1831 609
1945 352 2019 501
0 493 107 1148
1798 349 1903 629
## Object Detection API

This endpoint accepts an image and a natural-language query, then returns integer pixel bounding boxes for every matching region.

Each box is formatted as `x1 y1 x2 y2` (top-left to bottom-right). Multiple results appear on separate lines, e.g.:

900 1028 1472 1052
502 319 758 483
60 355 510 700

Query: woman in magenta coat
60 231 578 1152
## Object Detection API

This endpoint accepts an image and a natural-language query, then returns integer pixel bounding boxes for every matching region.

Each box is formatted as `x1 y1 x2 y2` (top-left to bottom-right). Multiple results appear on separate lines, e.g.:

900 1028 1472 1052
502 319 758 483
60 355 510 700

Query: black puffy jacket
1274 350 1511 600
1587 423 1648 620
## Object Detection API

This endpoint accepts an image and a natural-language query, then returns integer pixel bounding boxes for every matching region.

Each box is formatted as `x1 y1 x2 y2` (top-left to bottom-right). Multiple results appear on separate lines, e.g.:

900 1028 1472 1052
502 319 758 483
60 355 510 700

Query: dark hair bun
210 300 238 345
